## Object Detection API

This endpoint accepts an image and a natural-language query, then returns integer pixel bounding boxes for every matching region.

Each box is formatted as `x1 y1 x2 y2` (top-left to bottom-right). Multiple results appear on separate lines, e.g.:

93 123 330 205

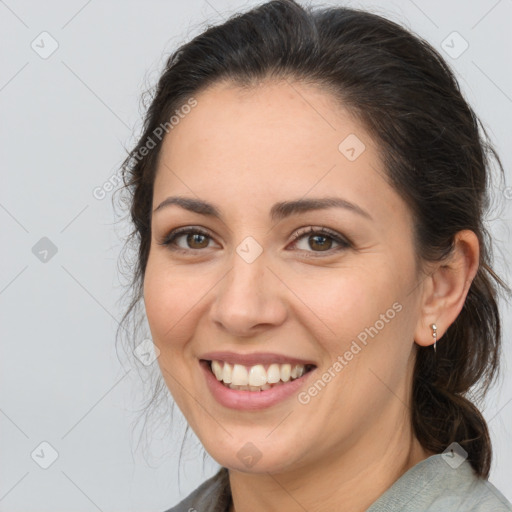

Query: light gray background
1 0 511 510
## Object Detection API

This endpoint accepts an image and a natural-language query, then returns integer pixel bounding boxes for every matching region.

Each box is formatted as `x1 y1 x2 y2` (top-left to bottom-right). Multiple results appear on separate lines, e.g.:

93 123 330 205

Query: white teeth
231 364 249 386
249 364 267 387
267 364 281 383
222 362 232 383
291 364 305 379
210 360 311 390
280 363 291 382
212 360 223 380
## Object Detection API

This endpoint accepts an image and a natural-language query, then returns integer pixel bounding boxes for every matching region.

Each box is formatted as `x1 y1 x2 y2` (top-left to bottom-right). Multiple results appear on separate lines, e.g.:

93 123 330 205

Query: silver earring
430 323 437 352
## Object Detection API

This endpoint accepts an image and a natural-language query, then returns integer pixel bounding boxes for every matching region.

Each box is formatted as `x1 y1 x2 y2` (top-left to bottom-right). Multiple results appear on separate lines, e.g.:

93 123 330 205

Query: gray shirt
164 454 512 511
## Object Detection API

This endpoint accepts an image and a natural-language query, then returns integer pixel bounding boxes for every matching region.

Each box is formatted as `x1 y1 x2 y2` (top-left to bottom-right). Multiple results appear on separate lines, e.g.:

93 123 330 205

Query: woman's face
144 80 426 473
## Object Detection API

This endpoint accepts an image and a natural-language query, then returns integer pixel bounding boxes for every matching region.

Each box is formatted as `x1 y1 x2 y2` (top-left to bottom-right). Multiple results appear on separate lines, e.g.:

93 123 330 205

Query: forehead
153 79 404 225
159 79 364 171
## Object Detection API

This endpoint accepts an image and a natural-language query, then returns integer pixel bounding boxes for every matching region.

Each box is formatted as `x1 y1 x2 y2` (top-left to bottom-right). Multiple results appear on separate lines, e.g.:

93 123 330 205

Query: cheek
287 260 405 344
143 259 205 350
143 259 208 413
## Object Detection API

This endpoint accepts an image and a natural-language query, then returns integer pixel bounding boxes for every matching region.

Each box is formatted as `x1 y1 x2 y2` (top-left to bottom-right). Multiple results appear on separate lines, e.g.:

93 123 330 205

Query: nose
209 250 288 338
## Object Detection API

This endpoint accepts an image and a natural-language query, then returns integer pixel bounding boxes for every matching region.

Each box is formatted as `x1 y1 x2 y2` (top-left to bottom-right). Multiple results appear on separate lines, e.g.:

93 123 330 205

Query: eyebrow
153 196 372 221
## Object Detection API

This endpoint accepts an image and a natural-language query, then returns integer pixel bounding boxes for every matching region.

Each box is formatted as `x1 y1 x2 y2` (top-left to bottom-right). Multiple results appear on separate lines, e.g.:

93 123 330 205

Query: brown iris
308 234 332 251
187 233 210 249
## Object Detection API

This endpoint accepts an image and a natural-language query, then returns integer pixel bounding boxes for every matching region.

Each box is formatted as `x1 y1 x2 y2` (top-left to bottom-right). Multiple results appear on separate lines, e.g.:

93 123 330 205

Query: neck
228 415 431 512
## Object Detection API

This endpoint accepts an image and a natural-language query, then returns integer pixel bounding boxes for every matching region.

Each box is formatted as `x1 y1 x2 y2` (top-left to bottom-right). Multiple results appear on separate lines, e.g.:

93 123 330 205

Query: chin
202 435 307 475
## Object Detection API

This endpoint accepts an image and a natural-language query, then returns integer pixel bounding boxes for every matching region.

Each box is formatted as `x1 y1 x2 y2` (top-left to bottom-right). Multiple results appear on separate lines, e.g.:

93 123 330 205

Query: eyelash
158 225 352 256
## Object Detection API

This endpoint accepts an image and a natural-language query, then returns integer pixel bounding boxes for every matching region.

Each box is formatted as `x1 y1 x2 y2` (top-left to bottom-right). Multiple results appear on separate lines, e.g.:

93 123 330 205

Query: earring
430 323 437 352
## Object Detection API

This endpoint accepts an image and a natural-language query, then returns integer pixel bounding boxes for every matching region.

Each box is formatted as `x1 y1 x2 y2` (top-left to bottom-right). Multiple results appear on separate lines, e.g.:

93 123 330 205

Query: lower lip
200 361 315 411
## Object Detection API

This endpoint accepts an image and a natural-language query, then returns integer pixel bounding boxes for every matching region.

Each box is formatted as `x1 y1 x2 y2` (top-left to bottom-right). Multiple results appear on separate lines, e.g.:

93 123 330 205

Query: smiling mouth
202 359 316 391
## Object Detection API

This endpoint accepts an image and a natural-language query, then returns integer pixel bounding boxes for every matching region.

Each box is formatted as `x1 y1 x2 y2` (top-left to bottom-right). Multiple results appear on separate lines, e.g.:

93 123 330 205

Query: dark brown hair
115 0 507 478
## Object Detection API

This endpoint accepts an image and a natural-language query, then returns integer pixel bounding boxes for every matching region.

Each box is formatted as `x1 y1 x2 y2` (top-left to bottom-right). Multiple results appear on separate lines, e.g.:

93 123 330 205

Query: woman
117 1 512 510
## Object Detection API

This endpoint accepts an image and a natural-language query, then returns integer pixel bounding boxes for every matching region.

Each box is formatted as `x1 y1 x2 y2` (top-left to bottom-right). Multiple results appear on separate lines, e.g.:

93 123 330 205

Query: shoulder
368 454 512 512
162 467 231 512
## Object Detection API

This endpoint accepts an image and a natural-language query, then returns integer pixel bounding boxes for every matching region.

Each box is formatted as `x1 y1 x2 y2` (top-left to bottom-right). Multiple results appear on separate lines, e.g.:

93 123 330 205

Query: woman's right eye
159 228 216 252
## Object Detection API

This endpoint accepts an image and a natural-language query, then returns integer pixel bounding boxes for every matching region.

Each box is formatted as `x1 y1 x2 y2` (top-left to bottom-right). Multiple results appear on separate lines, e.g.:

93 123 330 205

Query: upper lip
199 351 317 367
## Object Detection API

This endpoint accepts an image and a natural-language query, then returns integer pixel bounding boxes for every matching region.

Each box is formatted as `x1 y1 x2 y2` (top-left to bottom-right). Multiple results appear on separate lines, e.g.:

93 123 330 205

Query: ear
414 230 480 348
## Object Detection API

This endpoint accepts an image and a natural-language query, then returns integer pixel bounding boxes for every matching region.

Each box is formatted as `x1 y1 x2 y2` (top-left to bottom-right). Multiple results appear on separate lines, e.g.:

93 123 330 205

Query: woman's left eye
289 227 351 254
